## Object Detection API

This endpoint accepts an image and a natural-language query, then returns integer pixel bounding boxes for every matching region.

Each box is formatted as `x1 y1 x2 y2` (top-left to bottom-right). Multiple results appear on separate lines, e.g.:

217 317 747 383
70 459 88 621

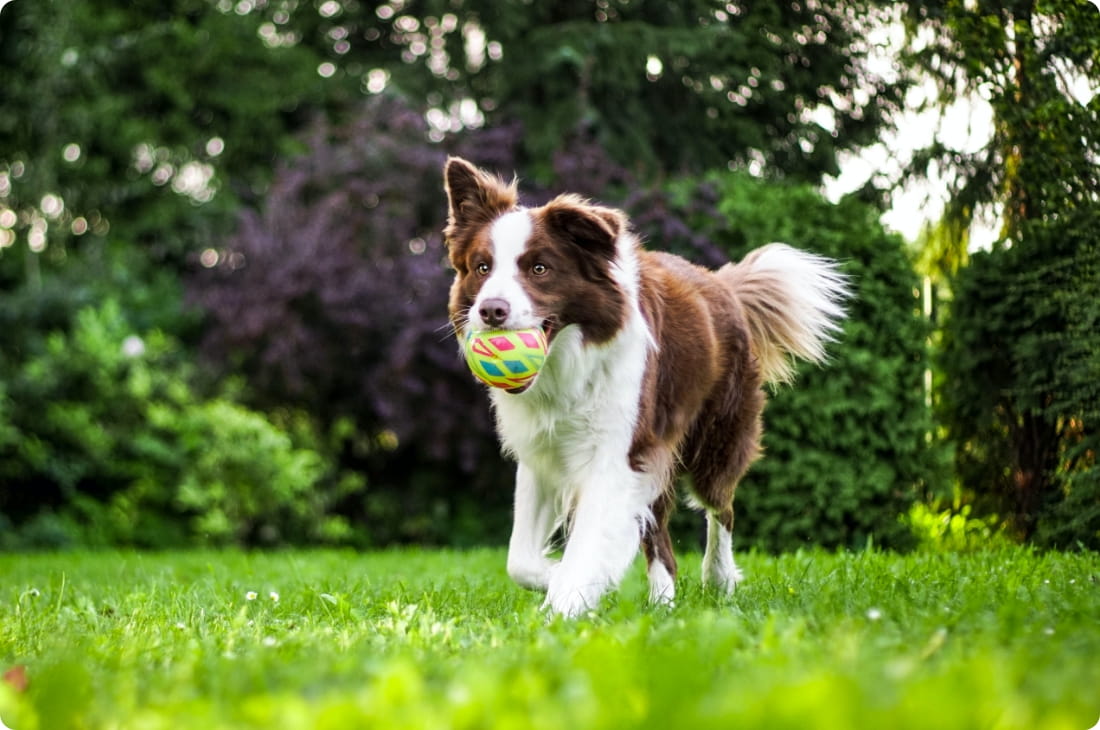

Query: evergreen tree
903 0 1100 544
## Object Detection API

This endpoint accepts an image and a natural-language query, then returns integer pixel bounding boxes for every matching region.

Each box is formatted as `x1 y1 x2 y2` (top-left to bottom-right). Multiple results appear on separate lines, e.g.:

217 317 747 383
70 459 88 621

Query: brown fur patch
630 251 764 582
443 157 518 273
530 197 627 343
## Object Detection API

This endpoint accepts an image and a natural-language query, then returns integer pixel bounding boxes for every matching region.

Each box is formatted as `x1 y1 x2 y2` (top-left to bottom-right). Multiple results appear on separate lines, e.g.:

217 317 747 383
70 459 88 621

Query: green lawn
0 548 1097 729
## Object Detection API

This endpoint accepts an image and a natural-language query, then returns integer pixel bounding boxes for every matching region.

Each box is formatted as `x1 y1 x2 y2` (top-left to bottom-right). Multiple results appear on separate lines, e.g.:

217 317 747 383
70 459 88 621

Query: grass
0 547 1098 730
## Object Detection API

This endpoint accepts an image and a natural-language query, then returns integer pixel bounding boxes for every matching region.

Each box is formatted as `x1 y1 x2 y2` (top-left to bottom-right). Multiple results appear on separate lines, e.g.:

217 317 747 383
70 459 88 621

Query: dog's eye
476 262 491 276
531 263 548 276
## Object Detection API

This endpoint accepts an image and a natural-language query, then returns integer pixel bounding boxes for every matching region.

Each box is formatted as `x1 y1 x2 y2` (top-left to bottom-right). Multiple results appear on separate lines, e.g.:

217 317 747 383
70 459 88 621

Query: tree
939 211 1099 547
902 0 1099 251
902 0 1100 544
1 1 939 548
0 0 326 282
269 0 905 182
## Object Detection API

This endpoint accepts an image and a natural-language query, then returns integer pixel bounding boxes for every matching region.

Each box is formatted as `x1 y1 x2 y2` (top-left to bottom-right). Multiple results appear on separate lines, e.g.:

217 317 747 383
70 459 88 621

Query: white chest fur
491 314 650 496
493 309 660 616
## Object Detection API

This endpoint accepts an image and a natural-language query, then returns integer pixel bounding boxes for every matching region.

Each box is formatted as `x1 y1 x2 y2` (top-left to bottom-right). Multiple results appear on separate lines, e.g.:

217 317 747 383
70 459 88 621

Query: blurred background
0 0 1096 552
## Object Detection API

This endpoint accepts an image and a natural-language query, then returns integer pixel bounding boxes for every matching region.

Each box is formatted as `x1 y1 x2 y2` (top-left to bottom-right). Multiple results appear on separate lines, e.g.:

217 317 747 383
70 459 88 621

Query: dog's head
443 157 631 346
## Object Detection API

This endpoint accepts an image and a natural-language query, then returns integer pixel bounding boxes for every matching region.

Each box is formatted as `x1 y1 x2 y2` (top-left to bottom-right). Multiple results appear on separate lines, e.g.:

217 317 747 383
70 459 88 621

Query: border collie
443 157 850 617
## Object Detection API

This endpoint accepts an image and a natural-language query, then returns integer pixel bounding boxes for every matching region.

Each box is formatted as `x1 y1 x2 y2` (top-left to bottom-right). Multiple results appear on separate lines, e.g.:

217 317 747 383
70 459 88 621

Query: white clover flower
866 608 883 621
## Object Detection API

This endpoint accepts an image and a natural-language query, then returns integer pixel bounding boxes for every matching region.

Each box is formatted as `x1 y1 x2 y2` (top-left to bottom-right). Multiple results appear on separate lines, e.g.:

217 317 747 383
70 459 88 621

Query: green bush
903 499 1010 552
666 172 945 551
939 208 1100 549
0 299 362 548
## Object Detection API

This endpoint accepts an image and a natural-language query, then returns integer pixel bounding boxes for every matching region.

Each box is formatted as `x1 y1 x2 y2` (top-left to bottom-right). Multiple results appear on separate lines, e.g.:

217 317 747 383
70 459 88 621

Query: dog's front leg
544 470 646 617
506 463 559 591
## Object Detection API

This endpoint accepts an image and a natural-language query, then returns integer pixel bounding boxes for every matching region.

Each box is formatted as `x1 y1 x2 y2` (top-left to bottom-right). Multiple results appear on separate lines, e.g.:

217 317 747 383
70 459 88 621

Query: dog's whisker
434 308 473 344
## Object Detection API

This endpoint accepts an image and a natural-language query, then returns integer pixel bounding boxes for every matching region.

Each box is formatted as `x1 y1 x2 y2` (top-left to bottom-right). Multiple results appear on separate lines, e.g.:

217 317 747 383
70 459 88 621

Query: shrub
0 299 360 548
903 500 1010 552
939 208 1100 549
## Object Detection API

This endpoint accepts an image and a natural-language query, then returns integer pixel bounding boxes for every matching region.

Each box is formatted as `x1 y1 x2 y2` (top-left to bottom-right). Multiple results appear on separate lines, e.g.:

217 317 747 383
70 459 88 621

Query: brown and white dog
443 157 849 617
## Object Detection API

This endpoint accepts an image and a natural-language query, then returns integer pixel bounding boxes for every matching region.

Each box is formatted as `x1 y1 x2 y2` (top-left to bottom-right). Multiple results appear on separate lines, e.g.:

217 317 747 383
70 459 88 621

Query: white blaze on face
472 209 538 331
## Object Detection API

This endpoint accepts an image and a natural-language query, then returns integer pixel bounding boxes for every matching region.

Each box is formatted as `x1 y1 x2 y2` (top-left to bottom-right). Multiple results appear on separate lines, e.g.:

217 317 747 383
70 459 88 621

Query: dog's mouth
503 320 556 395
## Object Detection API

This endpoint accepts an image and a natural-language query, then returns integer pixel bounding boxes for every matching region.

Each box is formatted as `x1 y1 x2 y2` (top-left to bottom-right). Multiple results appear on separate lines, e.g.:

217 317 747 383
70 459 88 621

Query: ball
464 327 549 391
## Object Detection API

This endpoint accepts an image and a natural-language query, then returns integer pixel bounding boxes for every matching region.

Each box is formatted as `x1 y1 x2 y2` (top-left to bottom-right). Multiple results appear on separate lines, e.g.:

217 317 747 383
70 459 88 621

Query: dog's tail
717 243 851 385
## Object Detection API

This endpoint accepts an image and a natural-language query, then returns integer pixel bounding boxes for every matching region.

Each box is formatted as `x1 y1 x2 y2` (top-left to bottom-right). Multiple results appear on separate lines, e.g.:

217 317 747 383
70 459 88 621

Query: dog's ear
543 195 625 265
443 157 517 244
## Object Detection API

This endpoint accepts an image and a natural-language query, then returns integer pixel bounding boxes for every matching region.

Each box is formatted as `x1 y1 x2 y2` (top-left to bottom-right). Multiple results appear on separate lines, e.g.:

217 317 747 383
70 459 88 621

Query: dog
443 157 850 616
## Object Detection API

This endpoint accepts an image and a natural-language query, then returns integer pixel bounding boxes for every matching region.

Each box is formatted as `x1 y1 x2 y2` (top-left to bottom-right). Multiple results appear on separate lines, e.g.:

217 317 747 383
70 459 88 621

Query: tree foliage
271 0 905 181
903 0 1100 545
0 0 353 547
1 0 943 549
0 0 327 274
939 209 1100 547
901 0 1099 262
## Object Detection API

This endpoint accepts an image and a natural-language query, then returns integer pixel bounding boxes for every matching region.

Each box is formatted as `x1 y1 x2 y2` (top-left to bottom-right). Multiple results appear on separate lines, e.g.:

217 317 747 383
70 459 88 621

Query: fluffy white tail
718 243 851 385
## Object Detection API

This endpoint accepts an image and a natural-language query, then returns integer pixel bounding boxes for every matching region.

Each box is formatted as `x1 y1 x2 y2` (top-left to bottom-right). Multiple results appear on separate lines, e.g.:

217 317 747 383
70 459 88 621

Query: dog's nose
478 298 511 327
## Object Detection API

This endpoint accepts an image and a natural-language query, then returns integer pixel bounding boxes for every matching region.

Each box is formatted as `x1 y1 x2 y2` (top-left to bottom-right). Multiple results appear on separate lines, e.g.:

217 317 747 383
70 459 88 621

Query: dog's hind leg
686 384 764 595
642 488 677 605
701 507 743 593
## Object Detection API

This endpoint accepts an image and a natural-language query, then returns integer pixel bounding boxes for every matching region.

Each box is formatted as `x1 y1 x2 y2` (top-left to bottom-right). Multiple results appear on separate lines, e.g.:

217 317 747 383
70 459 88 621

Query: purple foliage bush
189 98 502 540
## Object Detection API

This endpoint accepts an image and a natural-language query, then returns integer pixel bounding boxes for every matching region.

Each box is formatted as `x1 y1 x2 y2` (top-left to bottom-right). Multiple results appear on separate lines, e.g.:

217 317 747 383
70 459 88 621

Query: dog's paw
542 590 595 619
506 554 556 592
543 569 603 618
647 561 677 607
702 558 744 595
